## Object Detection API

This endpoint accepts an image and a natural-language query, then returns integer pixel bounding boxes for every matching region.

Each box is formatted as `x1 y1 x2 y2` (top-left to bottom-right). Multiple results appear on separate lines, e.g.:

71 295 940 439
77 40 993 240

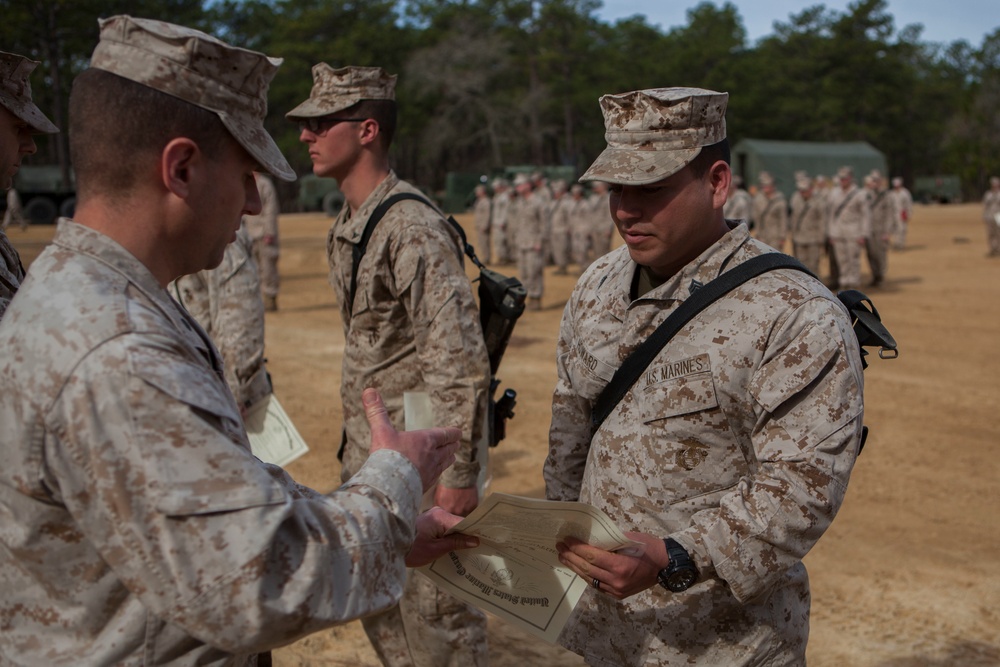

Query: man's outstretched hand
364 388 461 492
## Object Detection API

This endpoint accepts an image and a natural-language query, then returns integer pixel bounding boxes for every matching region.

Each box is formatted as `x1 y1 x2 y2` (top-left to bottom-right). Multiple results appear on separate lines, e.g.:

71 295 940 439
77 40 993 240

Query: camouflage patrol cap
286 64 396 120
796 173 812 190
513 173 531 187
758 171 775 186
580 87 728 185
89 15 295 182
837 166 854 180
0 51 58 134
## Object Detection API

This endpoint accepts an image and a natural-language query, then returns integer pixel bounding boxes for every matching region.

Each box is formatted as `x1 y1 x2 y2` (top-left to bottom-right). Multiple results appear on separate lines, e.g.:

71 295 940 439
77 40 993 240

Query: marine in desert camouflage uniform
751 170 788 251
587 179 614 260
291 64 491 667
545 87 865 667
549 180 575 274
982 176 1000 257
244 171 280 310
0 50 58 320
471 183 492 264
721 173 751 223
0 18 472 666
890 176 912 250
827 165 871 289
171 222 271 414
865 171 894 286
511 172 547 310
490 178 512 264
789 172 827 275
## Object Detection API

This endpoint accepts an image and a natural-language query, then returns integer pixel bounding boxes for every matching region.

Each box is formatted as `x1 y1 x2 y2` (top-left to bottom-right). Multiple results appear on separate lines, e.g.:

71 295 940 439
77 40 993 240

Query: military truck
296 173 345 216
913 175 962 204
9 165 76 224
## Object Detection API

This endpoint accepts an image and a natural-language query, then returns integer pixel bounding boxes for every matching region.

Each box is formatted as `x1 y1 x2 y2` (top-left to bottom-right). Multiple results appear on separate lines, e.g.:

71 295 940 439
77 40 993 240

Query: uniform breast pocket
637 356 744 503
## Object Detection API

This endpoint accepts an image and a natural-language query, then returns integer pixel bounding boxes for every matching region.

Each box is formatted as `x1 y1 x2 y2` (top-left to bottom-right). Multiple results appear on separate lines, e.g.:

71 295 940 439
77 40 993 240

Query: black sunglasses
299 116 367 135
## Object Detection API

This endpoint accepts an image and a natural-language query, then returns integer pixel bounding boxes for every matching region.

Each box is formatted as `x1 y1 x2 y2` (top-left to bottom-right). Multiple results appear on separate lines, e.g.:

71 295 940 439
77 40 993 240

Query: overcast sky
595 0 997 46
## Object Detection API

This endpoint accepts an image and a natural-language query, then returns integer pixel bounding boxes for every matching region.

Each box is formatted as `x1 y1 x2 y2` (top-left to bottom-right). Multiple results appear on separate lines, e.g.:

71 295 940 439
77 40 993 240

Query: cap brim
285 96 354 121
580 145 701 185
219 113 296 182
2 98 59 134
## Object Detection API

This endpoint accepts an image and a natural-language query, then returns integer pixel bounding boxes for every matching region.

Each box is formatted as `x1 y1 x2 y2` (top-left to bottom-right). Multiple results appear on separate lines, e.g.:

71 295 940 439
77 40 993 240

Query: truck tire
23 196 58 225
59 196 76 219
322 190 345 217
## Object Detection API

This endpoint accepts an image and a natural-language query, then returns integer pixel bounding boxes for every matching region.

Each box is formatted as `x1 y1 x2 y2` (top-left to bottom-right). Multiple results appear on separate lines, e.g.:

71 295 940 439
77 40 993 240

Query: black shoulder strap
590 253 813 430
348 192 480 313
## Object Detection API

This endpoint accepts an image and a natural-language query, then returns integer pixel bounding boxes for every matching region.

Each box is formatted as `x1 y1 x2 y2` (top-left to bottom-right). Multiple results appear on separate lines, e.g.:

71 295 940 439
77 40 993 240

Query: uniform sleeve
544 298 596 501
673 297 864 604
209 234 270 409
49 334 422 653
390 221 490 489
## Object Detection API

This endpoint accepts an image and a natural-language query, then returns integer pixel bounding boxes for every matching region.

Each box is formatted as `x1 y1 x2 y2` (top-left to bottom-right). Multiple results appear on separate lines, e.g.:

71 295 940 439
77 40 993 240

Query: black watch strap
657 538 699 593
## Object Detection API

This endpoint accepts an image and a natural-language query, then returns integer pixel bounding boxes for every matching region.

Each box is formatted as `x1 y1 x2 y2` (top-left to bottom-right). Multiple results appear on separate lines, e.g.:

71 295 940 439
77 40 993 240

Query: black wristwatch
657 538 699 592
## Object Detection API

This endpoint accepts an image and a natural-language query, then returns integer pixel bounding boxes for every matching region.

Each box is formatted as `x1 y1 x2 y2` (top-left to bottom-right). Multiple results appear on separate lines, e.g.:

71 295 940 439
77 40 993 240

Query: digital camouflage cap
580 87 728 186
286 64 396 120
89 15 295 182
0 51 58 135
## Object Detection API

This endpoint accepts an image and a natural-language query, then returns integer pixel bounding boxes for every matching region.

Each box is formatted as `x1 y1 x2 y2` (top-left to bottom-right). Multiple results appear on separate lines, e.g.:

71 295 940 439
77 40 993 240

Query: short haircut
688 139 731 178
345 99 397 150
69 68 230 200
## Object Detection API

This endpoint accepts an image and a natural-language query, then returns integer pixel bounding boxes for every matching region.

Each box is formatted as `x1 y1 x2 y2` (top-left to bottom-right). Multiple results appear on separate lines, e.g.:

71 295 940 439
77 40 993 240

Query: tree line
4 0 999 201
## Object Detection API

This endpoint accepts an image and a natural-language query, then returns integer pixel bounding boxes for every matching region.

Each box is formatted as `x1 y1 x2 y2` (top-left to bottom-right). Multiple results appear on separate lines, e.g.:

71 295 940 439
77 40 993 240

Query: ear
708 161 732 210
160 138 201 199
357 118 381 147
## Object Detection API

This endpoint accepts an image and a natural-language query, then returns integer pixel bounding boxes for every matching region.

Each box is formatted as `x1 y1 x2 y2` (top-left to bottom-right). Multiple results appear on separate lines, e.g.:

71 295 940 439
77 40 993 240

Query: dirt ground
8 202 999 666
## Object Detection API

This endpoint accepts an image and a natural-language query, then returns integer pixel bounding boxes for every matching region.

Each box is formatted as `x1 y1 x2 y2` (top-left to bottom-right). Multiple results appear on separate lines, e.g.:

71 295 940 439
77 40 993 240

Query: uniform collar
334 170 400 243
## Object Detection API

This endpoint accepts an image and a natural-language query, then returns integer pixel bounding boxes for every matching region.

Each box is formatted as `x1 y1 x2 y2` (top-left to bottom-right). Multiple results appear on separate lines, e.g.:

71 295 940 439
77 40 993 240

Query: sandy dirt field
8 202 999 666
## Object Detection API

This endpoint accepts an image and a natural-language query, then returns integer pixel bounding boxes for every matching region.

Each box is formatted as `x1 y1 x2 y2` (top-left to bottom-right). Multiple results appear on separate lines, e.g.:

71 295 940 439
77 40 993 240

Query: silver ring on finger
591 577 600 590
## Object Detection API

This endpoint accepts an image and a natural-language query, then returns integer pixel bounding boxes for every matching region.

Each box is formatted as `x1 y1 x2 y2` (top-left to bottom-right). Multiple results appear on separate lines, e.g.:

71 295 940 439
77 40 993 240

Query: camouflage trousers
475 222 492 265
492 222 512 264
517 248 545 299
361 570 489 667
792 242 824 277
589 225 613 261
251 239 280 298
866 235 889 284
985 218 1000 255
550 225 571 271
830 237 863 290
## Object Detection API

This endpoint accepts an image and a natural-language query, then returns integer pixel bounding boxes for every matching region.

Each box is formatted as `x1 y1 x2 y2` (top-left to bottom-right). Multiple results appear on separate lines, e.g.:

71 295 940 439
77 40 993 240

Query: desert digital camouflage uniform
982 177 1000 256
327 170 491 667
827 167 871 289
472 185 492 264
789 175 827 275
511 175 547 308
171 223 271 412
751 172 789 251
244 172 280 309
0 50 59 319
545 87 864 666
2 186 27 230
722 178 752 222
491 179 512 264
0 18 436 665
0 229 25 320
587 181 614 259
890 177 912 250
866 173 894 286
547 225 864 666
550 182 578 274
0 221 425 666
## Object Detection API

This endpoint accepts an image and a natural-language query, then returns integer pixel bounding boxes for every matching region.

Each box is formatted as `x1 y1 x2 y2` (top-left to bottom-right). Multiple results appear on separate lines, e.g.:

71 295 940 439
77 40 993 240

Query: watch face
666 568 697 592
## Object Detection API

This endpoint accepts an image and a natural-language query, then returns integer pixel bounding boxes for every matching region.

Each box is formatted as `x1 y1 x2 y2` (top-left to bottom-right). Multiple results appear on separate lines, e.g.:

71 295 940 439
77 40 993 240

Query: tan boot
264 295 278 312
527 297 542 311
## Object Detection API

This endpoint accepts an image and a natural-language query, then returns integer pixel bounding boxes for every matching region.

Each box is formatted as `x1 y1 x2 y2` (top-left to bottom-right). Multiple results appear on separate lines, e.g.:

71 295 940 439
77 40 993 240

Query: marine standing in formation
545 87 864 666
890 176 912 250
866 171 894 287
290 63 492 667
511 172 547 311
244 171 281 311
982 176 1000 257
751 170 788 251
490 177 512 264
0 16 474 665
789 171 827 275
722 173 752 223
0 51 58 321
471 183 492 264
827 165 871 290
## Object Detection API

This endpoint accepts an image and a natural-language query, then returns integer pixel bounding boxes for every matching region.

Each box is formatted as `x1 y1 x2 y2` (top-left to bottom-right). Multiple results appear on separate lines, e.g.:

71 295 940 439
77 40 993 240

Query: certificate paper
420 493 642 643
245 394 310 467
